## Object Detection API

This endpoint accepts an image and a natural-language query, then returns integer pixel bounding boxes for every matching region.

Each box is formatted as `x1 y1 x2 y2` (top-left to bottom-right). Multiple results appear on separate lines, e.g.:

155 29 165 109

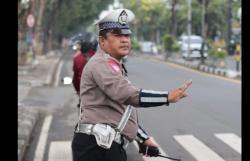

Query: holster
92 124 116 149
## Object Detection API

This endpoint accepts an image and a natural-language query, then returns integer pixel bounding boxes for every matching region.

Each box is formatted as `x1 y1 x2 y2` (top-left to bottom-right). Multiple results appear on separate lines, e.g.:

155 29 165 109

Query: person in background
72 34 96 107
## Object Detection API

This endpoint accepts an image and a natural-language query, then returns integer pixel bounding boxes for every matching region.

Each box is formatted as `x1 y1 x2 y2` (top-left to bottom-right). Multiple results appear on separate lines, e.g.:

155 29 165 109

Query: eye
124 34 130 38
113 34 120 37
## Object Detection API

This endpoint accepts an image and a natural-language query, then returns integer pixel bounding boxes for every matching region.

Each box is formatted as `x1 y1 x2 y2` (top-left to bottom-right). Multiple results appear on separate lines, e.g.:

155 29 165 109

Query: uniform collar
97 47 122 65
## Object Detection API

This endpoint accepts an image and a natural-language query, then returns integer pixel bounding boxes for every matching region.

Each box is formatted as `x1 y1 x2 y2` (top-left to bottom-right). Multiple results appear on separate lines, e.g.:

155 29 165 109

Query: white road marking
133 137 173 161
33 115 53 161
54 60 64 87
215 133 241 154
174 134 225 161
48 141 72 161
41 133 241 161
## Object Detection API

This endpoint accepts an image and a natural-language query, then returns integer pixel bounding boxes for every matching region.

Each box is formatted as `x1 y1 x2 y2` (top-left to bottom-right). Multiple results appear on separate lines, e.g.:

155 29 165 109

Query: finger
185 79 192 87
181 93 188 98
181 80 192 91
145 137 160 147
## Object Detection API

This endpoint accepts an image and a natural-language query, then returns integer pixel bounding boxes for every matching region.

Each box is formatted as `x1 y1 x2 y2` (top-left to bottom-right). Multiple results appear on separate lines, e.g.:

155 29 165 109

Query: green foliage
161 33 181 54
54 0 113 37
122 0 240 46
19 0 241 53
131 39 141 50
162 33 174 51
209 48 227 60
162 33 180 52
121 0 169 41
172 41 181 52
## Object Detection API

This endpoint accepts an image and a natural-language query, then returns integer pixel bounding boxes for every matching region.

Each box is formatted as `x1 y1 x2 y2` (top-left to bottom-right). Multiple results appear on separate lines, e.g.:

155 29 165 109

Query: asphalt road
22 53 241 161
125 56 241 161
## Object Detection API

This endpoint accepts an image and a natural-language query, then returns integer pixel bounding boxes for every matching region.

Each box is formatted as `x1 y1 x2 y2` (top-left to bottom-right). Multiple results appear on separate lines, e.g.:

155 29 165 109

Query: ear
99 36 105 46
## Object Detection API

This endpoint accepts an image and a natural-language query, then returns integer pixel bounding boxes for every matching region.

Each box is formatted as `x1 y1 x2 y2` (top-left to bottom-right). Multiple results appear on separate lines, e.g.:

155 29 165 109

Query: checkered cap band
99 21 129 30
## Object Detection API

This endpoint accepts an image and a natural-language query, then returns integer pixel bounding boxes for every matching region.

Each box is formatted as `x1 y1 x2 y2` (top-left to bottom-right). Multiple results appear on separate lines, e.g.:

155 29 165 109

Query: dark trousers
72 133 127 161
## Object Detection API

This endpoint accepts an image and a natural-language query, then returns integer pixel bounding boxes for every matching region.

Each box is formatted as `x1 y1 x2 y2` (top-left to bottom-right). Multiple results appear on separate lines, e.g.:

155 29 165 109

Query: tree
19 0 113 56
42 0 63 53
33 0 47 55
170 0 178 37
122 0 169 42
54 0 113 38
162 33 179 58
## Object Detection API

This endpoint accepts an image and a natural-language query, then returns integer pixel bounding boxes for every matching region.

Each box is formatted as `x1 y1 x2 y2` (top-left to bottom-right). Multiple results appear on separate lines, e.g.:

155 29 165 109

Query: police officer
71 8 192 161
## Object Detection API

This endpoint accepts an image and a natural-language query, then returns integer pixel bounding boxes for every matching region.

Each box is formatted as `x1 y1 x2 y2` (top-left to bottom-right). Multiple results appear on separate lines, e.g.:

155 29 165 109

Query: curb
18 50 63 161
137 54 241 80
18 106 40 161
166 58 241 80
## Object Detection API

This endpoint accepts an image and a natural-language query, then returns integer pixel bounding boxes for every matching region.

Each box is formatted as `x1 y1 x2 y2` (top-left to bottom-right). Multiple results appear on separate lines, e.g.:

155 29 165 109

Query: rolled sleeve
139 89 169 107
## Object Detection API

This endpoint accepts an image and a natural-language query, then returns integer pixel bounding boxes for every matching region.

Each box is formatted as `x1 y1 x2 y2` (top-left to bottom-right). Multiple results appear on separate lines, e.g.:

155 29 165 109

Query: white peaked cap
95 8 135 25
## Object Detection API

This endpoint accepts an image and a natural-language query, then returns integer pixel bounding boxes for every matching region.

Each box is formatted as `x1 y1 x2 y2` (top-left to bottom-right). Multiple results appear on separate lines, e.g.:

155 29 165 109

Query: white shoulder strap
116 105 134 132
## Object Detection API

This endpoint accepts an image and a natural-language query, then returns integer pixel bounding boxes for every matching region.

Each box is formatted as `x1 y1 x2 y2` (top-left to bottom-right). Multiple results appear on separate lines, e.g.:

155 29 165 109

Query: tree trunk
227 0 232 55
33 0 47 55
170 0 177 38
43 0 63 54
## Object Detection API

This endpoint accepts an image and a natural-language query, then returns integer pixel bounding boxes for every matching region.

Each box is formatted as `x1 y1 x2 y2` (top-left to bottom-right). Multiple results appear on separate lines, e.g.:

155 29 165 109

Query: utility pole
235 7 241 72
200 0 205 64
227 0 232 55
171 0 177 38
187 0 192 58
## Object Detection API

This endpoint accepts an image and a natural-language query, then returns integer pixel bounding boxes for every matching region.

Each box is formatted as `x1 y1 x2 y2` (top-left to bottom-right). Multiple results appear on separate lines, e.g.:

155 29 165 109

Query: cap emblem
118 10 128 25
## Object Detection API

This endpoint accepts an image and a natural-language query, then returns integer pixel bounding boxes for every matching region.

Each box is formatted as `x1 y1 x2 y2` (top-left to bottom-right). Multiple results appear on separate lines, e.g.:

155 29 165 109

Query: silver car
180 35 208 59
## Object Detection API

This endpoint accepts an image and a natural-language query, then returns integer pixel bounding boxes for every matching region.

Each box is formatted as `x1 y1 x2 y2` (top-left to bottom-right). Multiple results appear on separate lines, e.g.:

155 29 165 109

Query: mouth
120 46 129 50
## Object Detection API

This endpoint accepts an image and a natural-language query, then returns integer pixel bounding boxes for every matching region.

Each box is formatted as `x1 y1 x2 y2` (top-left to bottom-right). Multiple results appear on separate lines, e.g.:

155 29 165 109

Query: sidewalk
18 50 62 161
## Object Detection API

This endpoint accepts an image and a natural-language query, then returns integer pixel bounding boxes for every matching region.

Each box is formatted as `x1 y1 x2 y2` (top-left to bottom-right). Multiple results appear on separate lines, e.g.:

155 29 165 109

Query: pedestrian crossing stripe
48 141 72 161
46 133 241 161
173 134 225 161
34 115 53 161
214 133 241 154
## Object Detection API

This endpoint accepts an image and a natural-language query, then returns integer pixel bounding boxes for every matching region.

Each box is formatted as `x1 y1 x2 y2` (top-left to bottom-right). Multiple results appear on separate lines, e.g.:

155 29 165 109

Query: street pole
238 7 241 72
200 0 205 64
227 0 232 55
187 0 192 59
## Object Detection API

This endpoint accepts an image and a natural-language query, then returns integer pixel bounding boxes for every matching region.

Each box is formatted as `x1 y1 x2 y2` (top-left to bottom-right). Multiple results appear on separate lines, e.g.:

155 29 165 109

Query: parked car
180 35 208 59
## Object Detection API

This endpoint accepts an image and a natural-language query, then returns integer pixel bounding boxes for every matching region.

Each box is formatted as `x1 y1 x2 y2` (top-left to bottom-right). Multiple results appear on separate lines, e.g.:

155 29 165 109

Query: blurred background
18 0 241 71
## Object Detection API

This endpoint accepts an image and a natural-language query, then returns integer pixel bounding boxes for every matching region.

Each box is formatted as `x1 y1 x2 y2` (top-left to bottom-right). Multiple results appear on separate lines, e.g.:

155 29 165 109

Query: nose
120 35 130 42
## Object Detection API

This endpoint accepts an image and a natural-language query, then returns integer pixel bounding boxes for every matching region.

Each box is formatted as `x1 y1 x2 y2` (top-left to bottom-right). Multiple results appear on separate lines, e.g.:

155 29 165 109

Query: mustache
119 45 130 48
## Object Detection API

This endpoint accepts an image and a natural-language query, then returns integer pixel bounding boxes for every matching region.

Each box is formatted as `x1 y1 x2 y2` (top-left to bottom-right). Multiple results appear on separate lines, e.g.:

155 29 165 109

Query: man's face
100 31 131 60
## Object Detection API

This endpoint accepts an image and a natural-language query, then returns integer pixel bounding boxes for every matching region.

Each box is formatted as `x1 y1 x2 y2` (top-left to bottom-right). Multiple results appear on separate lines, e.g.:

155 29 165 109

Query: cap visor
120 29 131 35
109 28 132 35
